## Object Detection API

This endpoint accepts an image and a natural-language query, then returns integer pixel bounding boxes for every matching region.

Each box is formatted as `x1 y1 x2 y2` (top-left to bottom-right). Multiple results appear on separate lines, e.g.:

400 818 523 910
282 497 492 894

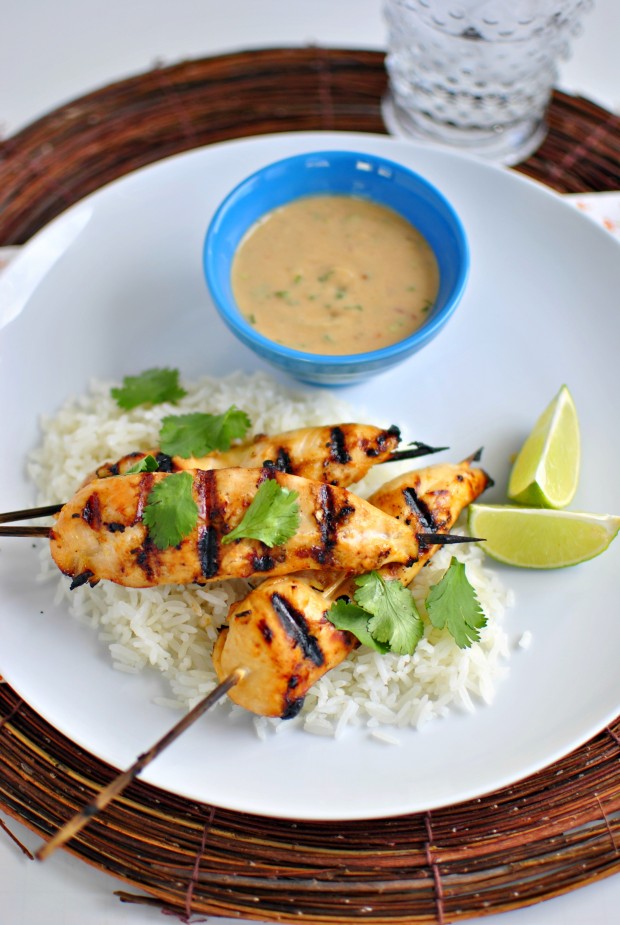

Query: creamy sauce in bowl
231 194 439 356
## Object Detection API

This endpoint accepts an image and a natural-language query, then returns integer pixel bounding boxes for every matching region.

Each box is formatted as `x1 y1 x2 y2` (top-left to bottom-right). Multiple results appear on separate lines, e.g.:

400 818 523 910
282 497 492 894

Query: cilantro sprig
329 572 423 656
426 557 487 648
111 368 187 410
110 368 252 459
159 406 251 458
328 557 486 655
356 572 424 655
222 479 300 547
142 472 198 550
327 599 391 655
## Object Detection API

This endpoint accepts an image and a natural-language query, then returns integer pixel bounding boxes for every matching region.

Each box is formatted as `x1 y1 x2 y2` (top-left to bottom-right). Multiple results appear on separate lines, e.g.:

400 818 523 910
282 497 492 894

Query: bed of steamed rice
29 370 514 740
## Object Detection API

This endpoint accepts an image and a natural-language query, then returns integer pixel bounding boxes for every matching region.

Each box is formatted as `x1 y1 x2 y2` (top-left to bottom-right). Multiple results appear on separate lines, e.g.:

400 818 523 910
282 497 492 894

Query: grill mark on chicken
197 470 220 579
364 424 400 458
338 503 356 521
403 486 437 533
314 484 338 565
155 452 175 472
198 528 219 579
281 697 305 720
271 592 325 667
284 675 305 717
328 427 351 465
132 540 157 583
69 569 94 590
252 554 276 572
273 446 293 473
106 522 126 533
258 619 273 643
82 493 102 530
130 473 158 581
314 493 356 564
377 424 400 451
134 473 155 525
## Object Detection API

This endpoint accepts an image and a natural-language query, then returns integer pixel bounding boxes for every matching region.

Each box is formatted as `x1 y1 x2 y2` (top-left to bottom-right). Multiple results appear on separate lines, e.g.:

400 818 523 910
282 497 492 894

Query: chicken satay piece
212 456 491 717
299 456 492 596
213 577 351 719
355 454 491 585
50 467 420 590
90 423 403 487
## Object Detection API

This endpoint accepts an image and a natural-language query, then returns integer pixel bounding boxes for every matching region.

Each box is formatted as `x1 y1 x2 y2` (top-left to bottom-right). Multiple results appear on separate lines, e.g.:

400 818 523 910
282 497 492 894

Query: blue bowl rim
203 149 470 370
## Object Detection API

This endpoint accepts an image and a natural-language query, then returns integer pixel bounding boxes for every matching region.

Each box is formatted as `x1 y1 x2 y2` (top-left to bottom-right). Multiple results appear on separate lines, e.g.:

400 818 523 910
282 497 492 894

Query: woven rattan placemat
1 48 619 923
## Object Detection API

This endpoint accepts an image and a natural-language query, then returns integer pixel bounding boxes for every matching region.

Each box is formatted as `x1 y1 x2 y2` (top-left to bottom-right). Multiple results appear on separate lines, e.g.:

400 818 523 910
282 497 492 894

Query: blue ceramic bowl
203 150 469 386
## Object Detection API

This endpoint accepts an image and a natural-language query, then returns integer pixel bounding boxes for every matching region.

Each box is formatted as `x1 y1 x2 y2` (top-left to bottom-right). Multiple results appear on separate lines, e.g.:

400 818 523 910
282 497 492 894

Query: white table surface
1 3 619 923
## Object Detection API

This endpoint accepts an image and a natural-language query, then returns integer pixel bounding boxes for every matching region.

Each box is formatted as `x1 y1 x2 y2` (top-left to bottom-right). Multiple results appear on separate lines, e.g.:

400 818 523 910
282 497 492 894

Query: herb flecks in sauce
232 195 439 355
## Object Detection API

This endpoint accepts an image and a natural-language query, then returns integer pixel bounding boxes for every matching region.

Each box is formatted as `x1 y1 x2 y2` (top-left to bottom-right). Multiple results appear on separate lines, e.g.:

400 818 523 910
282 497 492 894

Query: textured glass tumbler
382 0 593 164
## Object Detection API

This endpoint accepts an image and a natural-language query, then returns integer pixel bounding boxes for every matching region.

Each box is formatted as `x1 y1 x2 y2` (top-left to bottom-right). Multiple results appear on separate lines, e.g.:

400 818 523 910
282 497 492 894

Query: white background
1 2 619 923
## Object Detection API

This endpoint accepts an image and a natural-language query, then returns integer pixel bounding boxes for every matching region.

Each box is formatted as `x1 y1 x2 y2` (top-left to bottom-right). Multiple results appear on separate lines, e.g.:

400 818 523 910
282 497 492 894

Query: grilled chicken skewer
213 456 490 718
88 423 442 487
50 467 427 589
0 425 444 535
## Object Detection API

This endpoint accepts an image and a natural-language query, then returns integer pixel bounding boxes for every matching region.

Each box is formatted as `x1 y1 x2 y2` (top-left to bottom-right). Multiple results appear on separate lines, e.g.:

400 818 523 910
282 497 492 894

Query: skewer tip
417 533 485 546
387 443 449 463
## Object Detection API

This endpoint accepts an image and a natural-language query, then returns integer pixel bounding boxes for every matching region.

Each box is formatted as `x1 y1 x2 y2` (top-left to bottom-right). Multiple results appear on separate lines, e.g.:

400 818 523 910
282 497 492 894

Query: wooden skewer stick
1 517 483 543
35 667 247 862
0 503 62 537
0 525 51 537
0 503 63 524
386 442 448 462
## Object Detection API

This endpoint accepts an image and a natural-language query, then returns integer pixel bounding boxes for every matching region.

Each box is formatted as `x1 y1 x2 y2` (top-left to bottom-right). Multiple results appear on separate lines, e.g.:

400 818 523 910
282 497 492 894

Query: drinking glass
382 0 594 164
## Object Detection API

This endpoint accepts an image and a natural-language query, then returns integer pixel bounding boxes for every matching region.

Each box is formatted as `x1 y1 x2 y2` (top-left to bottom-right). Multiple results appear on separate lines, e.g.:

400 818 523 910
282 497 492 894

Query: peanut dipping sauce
231 194 440 356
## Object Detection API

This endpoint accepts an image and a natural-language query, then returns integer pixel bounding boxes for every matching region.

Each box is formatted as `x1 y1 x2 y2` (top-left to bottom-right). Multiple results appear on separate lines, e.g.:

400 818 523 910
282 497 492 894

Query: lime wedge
468 504 620 569
507 385 580 509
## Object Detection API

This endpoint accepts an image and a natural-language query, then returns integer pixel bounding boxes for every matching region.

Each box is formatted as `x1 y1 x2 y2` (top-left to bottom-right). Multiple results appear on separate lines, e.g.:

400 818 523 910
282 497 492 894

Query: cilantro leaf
111 368 187 410
142 472 198 550
354 572 424 655
326 599 390 654
159 406 251 458
425 557 487 648
222 478 300 547
125 454 159 474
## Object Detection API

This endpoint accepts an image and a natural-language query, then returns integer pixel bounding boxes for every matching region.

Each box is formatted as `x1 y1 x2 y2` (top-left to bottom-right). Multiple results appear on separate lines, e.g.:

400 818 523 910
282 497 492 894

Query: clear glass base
381 92 548 167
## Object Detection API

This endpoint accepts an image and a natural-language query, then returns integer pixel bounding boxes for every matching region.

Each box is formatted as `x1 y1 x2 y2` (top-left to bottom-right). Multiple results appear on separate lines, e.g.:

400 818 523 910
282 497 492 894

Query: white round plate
0 132 618 821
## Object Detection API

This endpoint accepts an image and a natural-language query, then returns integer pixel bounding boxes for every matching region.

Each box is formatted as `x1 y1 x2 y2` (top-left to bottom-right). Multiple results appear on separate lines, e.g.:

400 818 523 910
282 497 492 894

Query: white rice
29 370 514 740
